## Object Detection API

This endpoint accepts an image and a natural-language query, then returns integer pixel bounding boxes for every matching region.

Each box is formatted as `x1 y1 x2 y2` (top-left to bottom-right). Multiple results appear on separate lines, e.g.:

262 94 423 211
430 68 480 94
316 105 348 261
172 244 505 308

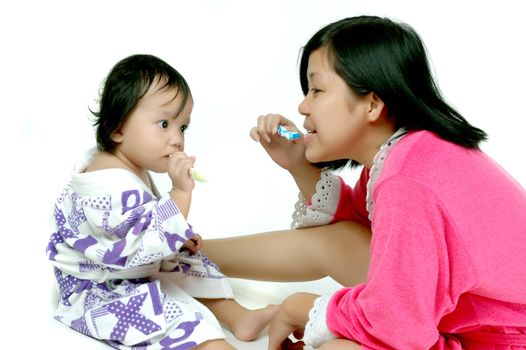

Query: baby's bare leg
198 298 278 342
203 220 371 286
193 339 236 350
319 339 361 350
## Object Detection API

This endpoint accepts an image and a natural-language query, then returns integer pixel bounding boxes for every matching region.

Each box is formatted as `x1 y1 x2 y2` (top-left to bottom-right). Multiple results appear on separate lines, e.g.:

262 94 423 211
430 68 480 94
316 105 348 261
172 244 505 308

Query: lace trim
291 192 307 228
303 295 337 348
366 128 409 220
291 171 341 228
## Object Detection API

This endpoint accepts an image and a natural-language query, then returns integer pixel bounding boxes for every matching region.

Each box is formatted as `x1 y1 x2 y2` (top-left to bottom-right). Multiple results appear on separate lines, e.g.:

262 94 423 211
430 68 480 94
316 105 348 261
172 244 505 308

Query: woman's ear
366 92 386 123
110 128 124 143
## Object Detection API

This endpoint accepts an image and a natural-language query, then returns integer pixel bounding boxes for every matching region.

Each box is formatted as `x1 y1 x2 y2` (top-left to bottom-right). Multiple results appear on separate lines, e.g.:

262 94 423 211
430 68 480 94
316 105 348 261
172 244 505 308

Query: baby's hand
168 152 196 192
181 234 202 254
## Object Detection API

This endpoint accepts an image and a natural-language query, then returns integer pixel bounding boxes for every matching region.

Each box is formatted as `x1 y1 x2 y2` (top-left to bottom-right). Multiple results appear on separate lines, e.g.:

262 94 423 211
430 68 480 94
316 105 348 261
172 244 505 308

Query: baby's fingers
194 237 203 251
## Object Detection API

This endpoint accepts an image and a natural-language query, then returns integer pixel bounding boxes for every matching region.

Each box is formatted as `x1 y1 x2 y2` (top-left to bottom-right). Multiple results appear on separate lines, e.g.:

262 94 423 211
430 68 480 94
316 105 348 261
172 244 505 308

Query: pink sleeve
330 168 370 227
325 177 476 349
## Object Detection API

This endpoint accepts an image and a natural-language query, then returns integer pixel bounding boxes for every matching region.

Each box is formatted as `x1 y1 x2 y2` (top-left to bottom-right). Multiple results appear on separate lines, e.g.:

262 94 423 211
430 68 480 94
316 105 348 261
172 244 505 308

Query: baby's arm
169 188 191 219
167 151 195 218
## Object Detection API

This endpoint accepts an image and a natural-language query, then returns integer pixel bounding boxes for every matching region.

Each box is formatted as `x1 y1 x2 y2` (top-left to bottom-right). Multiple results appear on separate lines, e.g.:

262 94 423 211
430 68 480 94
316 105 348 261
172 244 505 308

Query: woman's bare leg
193 339 236 350
319 339 361 350
202 220 371 286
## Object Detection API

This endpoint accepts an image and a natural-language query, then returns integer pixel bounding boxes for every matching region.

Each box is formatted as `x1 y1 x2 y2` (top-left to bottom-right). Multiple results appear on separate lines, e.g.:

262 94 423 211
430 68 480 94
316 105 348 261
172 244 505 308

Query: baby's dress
46 148 232 349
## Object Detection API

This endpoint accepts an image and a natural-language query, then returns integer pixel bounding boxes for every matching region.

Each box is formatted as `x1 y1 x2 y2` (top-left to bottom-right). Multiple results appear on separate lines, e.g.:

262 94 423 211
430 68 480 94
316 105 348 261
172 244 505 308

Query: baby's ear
110 128 124 143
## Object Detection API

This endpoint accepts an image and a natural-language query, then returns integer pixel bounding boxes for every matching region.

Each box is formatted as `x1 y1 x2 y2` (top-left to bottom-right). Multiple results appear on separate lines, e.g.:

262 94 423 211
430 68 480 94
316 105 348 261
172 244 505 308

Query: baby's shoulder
84 151 124 172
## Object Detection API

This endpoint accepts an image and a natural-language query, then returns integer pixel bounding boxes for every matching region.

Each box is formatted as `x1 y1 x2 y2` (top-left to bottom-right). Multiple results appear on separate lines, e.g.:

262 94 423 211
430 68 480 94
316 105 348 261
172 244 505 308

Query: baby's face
113 81 193 174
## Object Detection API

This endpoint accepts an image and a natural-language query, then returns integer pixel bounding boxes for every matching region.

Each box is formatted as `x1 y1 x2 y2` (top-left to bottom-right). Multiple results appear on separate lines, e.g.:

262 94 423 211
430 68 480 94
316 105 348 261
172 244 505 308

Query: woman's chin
305 152 324 164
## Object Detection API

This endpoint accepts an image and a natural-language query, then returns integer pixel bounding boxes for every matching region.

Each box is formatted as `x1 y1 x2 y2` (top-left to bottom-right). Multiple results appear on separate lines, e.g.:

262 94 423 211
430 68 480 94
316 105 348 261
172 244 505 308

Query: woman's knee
319 221 371 286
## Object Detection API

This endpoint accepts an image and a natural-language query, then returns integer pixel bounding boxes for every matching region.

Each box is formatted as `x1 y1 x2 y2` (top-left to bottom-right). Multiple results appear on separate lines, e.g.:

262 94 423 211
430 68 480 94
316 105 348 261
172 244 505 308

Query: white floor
36 274 341 350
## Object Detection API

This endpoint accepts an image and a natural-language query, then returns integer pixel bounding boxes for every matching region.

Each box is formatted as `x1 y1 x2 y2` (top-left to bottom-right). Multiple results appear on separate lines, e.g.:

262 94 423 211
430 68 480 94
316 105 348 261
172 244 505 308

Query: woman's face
298 47 373 164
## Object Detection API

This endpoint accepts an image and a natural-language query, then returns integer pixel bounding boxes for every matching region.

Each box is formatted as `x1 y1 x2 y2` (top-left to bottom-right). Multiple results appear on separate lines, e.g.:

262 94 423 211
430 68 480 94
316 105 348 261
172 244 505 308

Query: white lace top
291 171 342 229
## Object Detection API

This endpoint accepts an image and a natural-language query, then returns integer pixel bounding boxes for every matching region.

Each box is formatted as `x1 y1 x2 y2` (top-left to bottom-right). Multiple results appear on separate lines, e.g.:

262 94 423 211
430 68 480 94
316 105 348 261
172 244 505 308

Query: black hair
91 54 191 152
299 16 487 169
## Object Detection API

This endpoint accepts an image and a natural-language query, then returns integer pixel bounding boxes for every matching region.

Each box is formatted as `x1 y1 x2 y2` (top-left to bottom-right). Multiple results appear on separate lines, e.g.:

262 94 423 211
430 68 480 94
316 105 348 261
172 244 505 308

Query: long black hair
91 54 191 152
299 16 487 169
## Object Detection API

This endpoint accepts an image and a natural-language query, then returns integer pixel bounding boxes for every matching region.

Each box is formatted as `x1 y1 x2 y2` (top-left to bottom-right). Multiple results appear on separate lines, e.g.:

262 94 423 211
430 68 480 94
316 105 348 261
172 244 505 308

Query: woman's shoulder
400 129 454 148
381 129 482 180
394 129 472 161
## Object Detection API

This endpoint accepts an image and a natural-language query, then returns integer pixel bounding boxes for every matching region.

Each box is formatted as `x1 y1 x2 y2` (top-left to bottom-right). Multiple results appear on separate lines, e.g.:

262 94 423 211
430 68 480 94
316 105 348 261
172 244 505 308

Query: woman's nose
298 96 309 116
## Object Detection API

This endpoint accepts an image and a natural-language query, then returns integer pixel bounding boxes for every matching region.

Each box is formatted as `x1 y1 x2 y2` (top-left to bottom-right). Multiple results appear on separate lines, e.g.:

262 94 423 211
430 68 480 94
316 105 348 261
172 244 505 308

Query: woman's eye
310 88 321 94
158 120 169 129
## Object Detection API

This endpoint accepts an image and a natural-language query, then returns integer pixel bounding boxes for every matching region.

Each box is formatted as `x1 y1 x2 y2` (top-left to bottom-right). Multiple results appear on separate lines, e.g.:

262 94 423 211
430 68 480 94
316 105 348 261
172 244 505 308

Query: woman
204 16 526 349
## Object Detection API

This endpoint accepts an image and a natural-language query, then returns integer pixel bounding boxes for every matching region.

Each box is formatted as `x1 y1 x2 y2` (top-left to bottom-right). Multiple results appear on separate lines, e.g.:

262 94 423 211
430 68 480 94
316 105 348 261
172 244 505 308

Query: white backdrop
1 0 525 346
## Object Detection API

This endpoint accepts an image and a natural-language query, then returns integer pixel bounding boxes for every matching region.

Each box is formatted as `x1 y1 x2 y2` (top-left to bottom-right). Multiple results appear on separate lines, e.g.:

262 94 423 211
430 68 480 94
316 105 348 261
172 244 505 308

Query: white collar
365 128 409 220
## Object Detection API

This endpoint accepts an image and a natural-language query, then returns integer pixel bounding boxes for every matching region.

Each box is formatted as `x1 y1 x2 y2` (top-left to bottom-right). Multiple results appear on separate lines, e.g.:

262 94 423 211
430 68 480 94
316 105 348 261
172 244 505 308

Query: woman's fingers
255 114 297 143
256 114 272 143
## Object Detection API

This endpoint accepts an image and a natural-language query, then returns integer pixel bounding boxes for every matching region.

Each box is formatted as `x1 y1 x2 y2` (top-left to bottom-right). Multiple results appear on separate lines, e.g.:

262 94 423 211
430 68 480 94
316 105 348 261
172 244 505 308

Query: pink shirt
327 130 526 348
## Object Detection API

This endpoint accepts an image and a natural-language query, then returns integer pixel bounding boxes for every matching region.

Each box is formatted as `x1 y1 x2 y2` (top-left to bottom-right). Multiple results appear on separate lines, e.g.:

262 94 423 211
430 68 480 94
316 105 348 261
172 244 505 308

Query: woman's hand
250 114 309 173
251 113 322 200
168 151 195 192
268 292 319 350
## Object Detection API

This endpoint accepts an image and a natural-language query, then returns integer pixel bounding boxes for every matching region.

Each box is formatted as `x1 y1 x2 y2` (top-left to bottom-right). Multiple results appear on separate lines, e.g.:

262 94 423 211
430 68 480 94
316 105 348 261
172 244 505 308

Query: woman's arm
267 292 362 350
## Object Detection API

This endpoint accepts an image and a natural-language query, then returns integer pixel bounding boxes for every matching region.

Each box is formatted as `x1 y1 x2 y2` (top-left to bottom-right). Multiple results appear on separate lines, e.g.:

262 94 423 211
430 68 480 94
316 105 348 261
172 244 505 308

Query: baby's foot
231 304 279 342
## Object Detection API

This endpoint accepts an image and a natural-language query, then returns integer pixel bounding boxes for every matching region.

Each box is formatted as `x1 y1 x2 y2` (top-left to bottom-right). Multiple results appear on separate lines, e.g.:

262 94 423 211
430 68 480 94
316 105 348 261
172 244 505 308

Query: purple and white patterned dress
46 148 233 349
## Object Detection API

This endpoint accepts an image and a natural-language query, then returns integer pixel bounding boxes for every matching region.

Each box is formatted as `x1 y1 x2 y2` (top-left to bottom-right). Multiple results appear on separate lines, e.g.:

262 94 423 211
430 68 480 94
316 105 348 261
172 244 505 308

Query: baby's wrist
170 186 191 194
168 188 192 218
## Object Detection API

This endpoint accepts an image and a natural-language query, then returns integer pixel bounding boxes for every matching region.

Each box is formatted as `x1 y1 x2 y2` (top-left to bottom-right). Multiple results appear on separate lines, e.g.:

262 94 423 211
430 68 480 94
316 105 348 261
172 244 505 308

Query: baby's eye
158 120 169 129
181 125 188 133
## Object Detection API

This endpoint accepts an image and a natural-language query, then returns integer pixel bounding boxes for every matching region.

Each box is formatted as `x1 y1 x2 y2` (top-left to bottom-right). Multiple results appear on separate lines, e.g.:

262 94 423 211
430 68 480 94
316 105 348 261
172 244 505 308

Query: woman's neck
358 124 397 169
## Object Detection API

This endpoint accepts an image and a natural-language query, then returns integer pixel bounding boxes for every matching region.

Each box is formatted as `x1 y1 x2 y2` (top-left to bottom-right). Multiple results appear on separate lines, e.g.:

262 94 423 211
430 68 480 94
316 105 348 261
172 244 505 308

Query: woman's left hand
268 292 319 350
